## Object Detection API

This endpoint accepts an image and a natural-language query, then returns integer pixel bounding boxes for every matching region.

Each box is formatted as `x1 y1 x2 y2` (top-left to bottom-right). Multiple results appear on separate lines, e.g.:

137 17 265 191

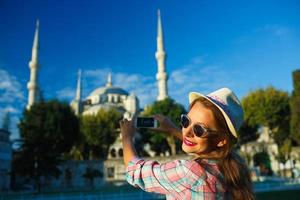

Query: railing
0 191 165 200
254 178 300 192
2 179 300 199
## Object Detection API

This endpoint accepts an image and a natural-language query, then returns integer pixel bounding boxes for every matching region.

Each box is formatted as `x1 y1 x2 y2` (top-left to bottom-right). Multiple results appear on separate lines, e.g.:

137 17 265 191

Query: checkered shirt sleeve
126 157 228 199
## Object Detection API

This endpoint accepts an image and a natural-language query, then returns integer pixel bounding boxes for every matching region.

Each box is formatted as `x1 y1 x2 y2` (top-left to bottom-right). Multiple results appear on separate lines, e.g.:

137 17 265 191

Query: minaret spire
71 69 83 115
155 9 168 101
32 20 39 61
27 20 40 109
157 9 164 50
75 69 82 101
106 73 113 87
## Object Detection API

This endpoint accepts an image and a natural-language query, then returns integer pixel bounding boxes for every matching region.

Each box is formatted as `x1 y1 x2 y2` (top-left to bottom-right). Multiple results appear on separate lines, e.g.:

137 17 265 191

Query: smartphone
135 117 158 128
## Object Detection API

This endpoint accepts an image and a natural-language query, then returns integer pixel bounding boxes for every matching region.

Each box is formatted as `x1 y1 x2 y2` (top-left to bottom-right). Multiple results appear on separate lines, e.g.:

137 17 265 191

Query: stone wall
46 160 104 189
104 154 193 182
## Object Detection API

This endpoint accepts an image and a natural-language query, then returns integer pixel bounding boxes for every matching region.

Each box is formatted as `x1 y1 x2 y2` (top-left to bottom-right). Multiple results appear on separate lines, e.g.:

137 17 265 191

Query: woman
119 88 254 200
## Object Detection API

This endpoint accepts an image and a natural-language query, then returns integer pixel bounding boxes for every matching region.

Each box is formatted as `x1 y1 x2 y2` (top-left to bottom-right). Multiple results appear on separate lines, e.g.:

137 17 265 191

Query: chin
182 144 206 156
182 144 196 154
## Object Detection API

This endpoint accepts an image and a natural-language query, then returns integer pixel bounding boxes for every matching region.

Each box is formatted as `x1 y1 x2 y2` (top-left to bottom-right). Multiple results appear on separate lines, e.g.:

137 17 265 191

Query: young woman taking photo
119 88 254 200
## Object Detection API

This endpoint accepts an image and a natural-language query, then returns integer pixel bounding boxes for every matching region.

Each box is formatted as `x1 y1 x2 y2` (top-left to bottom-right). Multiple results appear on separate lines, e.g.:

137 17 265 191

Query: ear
217 139 227 147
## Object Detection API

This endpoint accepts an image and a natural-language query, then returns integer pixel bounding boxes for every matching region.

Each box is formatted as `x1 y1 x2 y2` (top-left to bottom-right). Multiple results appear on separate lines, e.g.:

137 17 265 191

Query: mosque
24 11 170 187
27 10 169 120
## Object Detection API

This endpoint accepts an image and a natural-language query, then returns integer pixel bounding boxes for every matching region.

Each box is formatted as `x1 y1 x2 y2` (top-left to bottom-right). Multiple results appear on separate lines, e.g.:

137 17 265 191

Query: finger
119 119 125 126
131 113 137 121
153 114 164 122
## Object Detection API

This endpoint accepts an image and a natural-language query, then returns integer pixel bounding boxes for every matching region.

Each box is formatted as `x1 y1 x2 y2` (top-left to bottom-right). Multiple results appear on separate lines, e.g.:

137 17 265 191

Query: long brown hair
191 98 254 200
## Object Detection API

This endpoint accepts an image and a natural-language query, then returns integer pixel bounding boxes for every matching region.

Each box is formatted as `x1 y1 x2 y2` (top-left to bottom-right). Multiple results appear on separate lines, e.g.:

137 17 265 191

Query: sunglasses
180 114 218 137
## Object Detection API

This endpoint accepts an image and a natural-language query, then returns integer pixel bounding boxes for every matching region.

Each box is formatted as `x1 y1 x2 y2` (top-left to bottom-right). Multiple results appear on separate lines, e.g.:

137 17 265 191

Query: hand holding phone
135 117 158 128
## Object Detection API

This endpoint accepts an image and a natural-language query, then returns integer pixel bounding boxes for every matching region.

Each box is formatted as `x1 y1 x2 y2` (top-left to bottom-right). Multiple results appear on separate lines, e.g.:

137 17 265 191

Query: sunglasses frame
180 114 219 137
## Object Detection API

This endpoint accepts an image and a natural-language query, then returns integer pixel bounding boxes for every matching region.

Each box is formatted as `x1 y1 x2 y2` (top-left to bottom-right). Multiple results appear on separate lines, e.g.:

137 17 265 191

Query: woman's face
182 101 220 155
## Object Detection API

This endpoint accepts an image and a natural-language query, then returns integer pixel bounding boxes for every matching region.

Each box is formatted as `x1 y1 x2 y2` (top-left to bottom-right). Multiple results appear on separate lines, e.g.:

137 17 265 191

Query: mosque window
101 95 107 103
107 167 115 178
110 149 116 158
111 95 114 103
84 99 92 105
118 149 123 157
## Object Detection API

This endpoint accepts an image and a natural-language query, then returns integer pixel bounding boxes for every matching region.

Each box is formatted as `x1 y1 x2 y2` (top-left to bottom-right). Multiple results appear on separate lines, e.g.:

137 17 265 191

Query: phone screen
136 117 156 128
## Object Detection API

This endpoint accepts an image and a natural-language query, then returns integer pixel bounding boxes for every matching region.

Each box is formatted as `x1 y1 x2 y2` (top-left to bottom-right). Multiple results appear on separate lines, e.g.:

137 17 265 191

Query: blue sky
1 0 300 140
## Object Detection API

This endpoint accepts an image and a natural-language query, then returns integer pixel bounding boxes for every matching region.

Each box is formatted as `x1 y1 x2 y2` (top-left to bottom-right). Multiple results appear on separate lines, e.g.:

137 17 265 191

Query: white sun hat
189 88 243 138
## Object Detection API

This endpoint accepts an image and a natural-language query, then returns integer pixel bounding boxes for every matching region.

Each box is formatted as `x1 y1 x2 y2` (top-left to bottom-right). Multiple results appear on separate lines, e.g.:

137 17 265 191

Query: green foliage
277 139 292 163
238 121 259 145
19 100 80 153
141 98 186 155
242 87 290 143
80 108 122 159
242 87 290 130
14 100 80 191
253 151 271 167
290 70 300 145
241 86 291 163
253 151 273 175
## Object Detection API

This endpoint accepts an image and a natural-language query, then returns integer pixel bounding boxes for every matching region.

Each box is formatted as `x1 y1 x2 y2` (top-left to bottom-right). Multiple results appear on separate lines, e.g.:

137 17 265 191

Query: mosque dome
88 72 128 98
88 86 128 97
83 73 130 109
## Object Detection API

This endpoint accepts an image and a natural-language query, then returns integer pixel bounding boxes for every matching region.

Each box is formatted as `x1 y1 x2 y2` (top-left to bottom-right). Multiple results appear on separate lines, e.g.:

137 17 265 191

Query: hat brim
189 92 238 138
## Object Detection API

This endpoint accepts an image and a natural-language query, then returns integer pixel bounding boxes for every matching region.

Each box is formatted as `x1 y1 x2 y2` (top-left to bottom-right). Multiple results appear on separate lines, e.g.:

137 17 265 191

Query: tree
238 121 259 165
238 121 259 146
141 98 186 156
83 167 102 188
14 100 80 191
242 87 290 130
290 70 300 145
241 87 291 164
253 151 273 175
80 108 122 159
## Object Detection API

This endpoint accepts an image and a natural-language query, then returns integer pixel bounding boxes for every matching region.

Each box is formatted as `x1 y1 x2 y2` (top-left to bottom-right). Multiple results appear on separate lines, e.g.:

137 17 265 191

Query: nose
182 125 194 138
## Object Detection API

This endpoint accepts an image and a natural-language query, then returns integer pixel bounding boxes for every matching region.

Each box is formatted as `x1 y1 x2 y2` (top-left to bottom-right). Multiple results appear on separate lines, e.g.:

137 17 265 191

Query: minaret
75 69 82 102
27 20 40 109
155 9 168 101
106 73 113 87
71 69 83 115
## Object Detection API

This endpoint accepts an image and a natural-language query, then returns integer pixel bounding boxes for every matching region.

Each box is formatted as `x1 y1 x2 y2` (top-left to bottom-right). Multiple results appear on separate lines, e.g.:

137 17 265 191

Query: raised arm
119 119 138 167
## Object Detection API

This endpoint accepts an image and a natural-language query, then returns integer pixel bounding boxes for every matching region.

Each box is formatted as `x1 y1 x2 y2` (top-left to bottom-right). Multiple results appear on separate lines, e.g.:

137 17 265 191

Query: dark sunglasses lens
181 115 190 128
193 124 205 137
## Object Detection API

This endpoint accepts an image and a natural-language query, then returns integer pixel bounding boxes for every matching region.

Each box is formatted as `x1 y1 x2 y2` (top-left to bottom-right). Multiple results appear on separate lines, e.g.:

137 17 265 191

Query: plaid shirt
126 157 230 200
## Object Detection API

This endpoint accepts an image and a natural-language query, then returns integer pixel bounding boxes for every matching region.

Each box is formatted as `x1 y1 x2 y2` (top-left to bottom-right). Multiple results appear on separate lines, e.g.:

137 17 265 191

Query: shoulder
160 159 208 179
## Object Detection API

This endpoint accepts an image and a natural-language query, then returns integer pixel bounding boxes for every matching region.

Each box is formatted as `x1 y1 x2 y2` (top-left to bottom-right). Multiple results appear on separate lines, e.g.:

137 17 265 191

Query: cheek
199 140 210 149
196 138 217 151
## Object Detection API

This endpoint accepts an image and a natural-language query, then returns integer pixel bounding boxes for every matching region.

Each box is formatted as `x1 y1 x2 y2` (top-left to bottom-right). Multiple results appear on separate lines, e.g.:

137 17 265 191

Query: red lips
183 138 197 147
